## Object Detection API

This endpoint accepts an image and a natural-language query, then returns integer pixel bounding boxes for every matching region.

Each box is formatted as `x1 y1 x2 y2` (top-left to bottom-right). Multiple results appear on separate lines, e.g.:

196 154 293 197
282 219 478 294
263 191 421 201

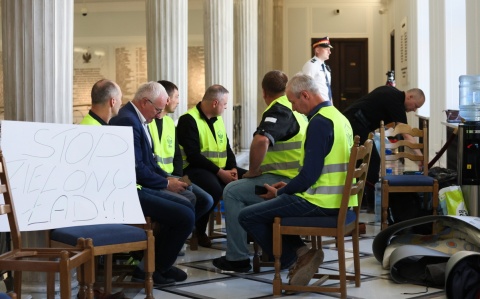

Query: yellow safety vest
181 107 227 169
296 106 356 208
80 113 101 126
260 96 308 179
148 116 176 174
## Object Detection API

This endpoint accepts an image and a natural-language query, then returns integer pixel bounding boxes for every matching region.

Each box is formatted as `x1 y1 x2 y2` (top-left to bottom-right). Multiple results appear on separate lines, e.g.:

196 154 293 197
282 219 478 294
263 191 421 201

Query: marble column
1 0 75 297
257 0 274 123
204 0 234 141
2 0 73 124
145 0 188 121
272 0 283 71
234 0 257 150
257 0 282 123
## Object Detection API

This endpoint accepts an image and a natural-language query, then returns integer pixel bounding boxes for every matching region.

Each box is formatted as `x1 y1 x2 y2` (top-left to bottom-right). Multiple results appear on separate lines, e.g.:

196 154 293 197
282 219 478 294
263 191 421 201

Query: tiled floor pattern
121 212 447 299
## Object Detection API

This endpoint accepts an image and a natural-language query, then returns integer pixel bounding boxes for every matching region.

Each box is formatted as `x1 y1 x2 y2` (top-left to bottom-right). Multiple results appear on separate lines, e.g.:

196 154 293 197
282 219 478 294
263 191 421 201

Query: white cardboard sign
0 120 145 232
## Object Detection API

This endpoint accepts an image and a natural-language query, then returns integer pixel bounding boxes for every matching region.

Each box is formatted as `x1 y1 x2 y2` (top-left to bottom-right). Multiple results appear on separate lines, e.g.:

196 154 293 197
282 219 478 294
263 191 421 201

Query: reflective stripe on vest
259 96 308 179
296 105 356 208
148 116 175 174
181 107 228 169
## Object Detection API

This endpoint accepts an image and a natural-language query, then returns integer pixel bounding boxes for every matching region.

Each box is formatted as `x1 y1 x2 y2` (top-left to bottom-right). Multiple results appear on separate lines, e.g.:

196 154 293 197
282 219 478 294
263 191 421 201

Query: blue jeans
168 175 213 221
138 187 195 272
192 183 214 221
238 193 338 267
223 174 291 261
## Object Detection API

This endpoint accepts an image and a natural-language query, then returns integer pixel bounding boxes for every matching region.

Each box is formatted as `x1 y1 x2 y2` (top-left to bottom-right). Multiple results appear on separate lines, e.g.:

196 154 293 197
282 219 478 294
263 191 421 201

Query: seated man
110 81 195 286
176 84 246 247
239 73 354 286
80 78 122 125
213 70 307 272
148 80 213 223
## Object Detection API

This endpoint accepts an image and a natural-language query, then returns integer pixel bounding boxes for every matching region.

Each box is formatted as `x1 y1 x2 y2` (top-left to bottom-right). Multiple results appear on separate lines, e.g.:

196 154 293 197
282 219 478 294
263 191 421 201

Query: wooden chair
272 136 373 298
253 236 322 273
49 219 155 298
252 242 274 273
379 120 439 230
208 200 226 239
187 200 225 251
0 150 95 299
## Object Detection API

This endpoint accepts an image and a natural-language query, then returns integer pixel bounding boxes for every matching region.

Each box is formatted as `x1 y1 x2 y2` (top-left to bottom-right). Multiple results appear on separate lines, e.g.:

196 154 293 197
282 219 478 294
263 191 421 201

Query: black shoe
131 267 175 287
162 266 188 282
212 256 251 273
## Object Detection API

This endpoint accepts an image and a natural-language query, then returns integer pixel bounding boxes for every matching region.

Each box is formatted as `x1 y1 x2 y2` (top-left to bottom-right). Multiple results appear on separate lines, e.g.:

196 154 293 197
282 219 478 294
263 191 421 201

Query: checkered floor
117 212 446 299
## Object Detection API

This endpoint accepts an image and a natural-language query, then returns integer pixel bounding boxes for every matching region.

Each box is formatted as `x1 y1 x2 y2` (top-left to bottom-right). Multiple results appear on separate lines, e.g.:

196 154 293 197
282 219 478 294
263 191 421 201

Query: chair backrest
379 120 428 176
337 136 373 225
0 150 21 250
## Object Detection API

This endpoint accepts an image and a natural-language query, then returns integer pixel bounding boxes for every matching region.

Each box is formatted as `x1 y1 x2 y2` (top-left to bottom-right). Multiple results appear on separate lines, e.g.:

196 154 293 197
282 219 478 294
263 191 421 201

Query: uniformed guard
301 36 333 102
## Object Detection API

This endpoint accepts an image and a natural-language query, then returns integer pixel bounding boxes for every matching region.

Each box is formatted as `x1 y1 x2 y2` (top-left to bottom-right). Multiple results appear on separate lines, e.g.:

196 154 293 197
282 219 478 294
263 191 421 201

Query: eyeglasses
146 99 163 114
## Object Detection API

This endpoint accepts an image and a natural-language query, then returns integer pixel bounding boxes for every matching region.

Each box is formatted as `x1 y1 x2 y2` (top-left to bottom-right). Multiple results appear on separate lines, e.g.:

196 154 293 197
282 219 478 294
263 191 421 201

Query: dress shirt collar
131 101 148 125
315 57 325 65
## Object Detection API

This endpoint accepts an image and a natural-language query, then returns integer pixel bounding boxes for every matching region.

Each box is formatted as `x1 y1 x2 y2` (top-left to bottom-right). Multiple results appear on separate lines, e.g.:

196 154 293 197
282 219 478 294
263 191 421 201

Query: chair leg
381 187 389 230
189 229 199 251
46 271 56 299
59 251 71 299
352 227 361 287
83 239 95 299
104 254 113 295
432 183 439 215
144 231 155 299
215 201 222 225
208 211 215 237
77 261 94 299
13 271 22 299
272 219 282 296
253 241 261 273
84 262 95 299
336 238 347 299
76 260 86 299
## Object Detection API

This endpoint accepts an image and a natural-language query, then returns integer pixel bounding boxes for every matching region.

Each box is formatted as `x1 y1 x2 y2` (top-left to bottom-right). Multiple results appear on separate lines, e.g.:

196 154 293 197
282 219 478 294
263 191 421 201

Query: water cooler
457 75 480 216
458 122 480 216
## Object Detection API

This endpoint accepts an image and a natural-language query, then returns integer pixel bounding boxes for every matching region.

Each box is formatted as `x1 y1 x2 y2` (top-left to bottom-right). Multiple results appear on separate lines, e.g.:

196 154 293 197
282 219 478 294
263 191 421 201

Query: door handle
341 97 347 101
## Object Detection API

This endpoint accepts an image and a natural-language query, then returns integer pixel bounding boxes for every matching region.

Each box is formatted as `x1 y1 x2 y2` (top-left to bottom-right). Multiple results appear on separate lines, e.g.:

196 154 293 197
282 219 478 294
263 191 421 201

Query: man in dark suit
110 81 195 286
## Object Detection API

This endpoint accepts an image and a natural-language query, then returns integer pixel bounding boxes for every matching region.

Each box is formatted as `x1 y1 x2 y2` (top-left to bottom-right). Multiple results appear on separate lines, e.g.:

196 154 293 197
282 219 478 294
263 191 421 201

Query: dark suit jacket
110 102 169 189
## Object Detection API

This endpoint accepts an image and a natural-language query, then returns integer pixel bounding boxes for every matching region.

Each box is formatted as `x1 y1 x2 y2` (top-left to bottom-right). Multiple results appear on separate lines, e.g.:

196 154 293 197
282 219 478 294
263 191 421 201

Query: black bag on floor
388 192 432 234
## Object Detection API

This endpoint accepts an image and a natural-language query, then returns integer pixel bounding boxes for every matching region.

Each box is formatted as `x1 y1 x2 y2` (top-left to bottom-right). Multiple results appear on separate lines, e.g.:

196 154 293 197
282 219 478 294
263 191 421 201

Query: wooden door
313 38 368 112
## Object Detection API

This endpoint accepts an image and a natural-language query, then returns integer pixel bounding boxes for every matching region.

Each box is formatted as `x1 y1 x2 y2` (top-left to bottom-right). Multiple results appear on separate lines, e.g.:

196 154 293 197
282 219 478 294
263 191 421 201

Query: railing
232 105 242 154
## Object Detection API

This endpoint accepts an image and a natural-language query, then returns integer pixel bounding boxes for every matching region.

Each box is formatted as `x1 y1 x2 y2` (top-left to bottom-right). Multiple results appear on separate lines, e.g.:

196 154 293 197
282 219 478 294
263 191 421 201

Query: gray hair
286 73 320 98
133 81 166 101
202 84 229 102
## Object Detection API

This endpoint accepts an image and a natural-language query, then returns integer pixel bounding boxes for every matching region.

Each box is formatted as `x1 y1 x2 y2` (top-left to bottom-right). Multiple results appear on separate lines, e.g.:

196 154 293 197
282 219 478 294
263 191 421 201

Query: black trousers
345 113 380 186
345 115 379 209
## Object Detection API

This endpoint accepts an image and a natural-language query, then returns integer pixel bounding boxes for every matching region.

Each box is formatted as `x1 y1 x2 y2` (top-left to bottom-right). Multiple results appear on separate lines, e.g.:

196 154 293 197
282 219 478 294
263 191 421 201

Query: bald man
342 85 426 212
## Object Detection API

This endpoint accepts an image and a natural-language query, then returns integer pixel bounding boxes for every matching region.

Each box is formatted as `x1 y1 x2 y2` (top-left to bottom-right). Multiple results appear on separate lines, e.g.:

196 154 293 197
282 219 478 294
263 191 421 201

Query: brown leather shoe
348 222 366 236
359 222 366 235
197 232 212 248
287 248 324 286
